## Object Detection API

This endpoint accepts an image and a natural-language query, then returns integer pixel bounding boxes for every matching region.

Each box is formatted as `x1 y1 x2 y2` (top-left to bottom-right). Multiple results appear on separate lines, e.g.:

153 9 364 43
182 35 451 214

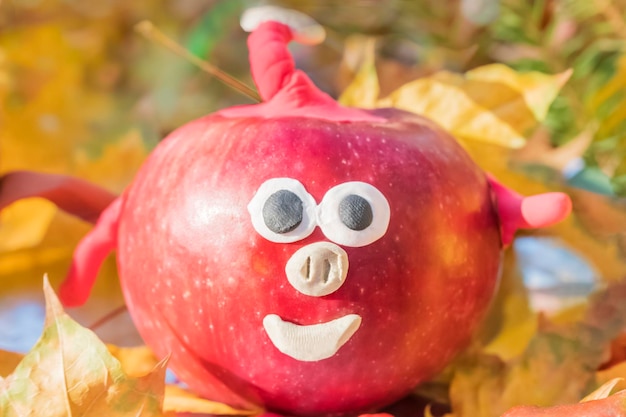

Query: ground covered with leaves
1 0 626 416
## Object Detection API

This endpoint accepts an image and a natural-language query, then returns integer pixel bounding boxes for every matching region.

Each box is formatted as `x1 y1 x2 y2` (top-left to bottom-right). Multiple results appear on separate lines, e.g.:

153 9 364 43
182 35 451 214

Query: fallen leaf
72 130 148 194
586 54 626 141
568 189 626 259
340 54 571 150
0 132 146 341
106 343 264 416
600 333 626 371
513 125 595 174
375 64 571 149
0 276 167 416
478 251 536 360
585 54 626 196
597 362 626 394
163 385 261 416
461 140 626 284
338 37 379 108
107 344 161 378
580 378 624 402
500 390 626 417
0 200 58 252
446 280 626 417
0 350 23 378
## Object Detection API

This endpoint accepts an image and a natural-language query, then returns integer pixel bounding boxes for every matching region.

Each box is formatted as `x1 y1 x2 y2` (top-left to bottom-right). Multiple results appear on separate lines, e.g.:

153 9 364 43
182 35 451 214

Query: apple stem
135 21 261 102
88 304 128 330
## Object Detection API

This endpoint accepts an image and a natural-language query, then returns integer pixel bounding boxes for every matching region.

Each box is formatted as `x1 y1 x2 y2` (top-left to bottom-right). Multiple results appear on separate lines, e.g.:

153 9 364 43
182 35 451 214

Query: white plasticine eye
317 182 391 247
240 6 326 45
248 178 317 243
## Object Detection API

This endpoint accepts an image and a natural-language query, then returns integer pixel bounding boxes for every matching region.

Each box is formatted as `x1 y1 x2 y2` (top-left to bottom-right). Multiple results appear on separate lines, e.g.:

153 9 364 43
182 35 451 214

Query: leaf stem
135 20 261 102
89 304 129 331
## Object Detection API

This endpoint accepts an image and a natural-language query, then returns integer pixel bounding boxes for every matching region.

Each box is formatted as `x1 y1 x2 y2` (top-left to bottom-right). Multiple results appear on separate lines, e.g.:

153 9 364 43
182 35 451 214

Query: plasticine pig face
116 110 501 415
58 7 571 416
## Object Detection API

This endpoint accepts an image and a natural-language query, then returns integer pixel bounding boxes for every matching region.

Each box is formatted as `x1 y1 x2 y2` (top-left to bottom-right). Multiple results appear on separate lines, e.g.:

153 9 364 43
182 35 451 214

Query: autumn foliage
1 1 626 417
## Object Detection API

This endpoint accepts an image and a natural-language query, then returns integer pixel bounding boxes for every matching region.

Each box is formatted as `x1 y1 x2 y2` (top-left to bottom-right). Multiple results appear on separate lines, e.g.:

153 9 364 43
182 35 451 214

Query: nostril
285 241 349 297
303 256 311 280
322 258 331 284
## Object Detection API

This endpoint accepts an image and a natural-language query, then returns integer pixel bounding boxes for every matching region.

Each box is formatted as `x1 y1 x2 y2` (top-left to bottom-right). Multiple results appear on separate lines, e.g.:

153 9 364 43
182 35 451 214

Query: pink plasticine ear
59 197 123 307
488 175 572 246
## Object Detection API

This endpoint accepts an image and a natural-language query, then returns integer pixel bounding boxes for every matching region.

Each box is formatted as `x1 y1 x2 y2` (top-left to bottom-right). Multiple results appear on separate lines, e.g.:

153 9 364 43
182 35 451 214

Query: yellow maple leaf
381 66 571 148
340 48 571 149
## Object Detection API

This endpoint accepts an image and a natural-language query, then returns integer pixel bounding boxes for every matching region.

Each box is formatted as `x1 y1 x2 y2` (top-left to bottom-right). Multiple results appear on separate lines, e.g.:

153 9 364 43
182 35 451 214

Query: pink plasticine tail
59 197 123 307
488 175 572 246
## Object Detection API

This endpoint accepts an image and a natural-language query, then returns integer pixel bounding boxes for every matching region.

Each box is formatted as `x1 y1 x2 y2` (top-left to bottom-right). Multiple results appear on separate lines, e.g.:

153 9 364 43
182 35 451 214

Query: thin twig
88 304 129 331
135 20 261 102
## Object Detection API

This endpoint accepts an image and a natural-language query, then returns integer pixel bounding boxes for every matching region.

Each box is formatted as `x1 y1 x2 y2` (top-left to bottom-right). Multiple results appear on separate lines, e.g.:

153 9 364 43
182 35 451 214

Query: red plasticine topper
37 6 571 416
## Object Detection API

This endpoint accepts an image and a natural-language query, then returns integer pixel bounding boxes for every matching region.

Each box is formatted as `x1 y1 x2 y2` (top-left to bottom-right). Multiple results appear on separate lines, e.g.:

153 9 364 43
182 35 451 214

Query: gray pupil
339 194 373 231
263 190 303 234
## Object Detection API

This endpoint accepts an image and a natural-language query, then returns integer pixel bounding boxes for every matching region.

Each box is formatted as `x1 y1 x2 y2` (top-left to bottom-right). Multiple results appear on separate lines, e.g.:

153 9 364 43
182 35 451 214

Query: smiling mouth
263 314 362 362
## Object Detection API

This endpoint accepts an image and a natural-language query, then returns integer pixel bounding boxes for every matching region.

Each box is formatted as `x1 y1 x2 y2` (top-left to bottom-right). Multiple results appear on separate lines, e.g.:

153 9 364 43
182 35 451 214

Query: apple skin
116 107 501 416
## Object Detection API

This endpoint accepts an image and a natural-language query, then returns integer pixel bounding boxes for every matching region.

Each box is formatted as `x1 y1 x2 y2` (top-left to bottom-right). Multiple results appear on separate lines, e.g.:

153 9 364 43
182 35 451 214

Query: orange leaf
0 350 23 378
163 385 262 416
501 391 626 416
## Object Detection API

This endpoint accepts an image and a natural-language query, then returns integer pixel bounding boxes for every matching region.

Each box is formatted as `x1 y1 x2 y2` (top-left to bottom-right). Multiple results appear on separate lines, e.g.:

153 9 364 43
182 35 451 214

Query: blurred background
0 0 625 358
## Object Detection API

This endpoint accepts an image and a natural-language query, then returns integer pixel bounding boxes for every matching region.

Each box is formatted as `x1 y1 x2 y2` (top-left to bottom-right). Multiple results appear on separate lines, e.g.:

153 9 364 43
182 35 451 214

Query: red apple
54 7 571 416
116 107 501 415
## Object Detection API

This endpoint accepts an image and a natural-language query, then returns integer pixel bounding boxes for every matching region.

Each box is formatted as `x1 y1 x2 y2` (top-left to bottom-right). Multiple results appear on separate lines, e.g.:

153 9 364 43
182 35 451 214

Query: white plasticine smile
263 314 362 362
